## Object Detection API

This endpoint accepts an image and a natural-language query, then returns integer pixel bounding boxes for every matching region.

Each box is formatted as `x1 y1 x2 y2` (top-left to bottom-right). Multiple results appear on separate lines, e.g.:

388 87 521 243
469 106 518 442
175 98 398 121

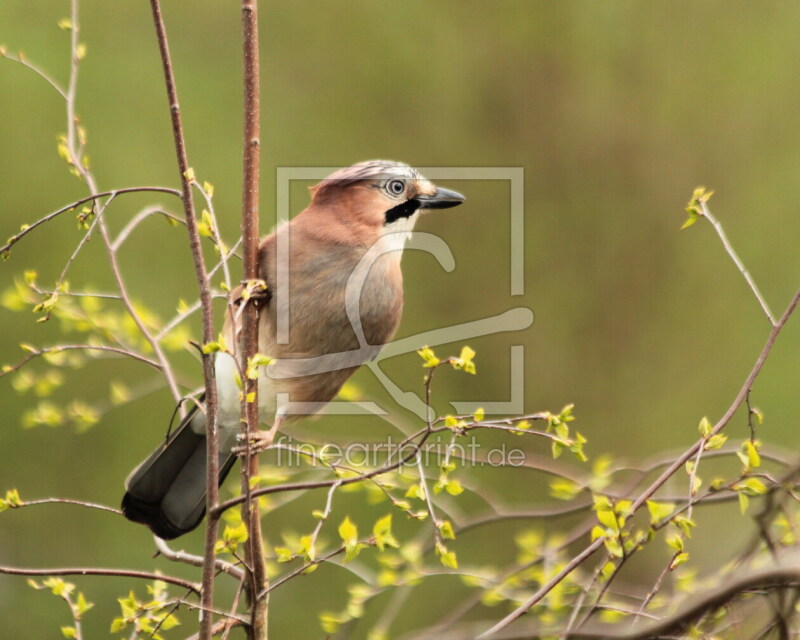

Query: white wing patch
214 352 278 431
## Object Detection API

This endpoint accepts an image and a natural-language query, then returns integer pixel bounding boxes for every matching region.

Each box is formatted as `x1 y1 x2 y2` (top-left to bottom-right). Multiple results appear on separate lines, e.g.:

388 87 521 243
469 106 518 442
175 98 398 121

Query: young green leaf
451 346 476 374
373 514 399 551
646 500 675 525
416 346 439 368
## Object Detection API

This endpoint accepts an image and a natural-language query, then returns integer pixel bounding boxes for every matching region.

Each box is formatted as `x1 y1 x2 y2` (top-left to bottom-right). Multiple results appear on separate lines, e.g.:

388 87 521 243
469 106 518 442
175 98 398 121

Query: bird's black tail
122 403 237 539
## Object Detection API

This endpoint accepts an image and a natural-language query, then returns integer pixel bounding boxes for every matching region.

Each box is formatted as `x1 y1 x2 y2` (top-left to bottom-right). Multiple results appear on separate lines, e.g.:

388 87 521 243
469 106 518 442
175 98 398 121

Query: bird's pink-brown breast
245 220 404 411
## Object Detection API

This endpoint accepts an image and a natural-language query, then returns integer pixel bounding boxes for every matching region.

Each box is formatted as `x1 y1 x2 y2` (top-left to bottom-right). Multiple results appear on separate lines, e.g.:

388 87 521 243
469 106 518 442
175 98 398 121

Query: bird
121 160 465 539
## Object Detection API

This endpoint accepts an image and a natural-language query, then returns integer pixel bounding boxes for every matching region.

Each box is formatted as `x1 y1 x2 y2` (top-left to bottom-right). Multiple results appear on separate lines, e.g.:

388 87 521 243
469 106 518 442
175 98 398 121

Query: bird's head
306 160 465 248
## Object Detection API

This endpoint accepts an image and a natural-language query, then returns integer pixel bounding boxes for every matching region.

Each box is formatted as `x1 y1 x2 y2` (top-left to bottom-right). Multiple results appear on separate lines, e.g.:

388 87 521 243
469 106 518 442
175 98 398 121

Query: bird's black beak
416 187 465 210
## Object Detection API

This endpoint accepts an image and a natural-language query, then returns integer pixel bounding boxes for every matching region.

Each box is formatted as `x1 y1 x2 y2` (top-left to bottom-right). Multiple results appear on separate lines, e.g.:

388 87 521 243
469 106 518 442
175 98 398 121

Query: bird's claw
233 431 273 456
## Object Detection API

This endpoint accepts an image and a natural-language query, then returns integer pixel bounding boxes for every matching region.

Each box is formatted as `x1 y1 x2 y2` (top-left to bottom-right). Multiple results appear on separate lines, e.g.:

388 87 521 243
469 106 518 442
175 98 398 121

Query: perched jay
122 160 464 539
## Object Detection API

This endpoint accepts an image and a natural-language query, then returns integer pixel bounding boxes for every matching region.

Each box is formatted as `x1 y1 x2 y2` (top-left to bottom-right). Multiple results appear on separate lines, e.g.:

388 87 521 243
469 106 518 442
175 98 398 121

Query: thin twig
96 207 184 405
369 586 412 640
153 538 245 581
308 480 342 556
111 205 183 251
65 0 81 162
0 344 161 378
146 2 220 638
0 186 180 256
608 563 800 640
15 497 122 515
260 544 348 597
214 427 433 515
700 200 777 326
477 286 800 638
52 194 106 296
221 577 248 640
48 0 185 410
1 48 67 98
194 183 235 295
0 565 199 594
416 456 445 549
183 619 246 640
30 286 121 300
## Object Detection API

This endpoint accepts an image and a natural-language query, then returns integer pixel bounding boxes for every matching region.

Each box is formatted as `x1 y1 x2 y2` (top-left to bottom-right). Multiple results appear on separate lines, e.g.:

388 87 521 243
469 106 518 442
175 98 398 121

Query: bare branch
0 186 180 256
1 48 67 98
13 497 122 515
699 199 777 326
154 537 245 581
260 544 348 598
576 561 800 640
238 1 268 637
1 344 161 378
477 285 800 638
0 564 199 594
95 205 185 405
183 619 246 640
146 2 220 636
111 205 183 251
214 427 433 515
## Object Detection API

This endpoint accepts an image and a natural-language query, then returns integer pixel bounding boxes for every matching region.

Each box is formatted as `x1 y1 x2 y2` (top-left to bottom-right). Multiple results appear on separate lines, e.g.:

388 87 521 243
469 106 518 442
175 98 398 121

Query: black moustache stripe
384 198 420 225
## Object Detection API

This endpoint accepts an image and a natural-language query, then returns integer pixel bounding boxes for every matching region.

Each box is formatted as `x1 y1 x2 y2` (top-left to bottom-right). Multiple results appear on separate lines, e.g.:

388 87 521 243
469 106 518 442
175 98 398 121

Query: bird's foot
233 430 274 456
233 415 283 457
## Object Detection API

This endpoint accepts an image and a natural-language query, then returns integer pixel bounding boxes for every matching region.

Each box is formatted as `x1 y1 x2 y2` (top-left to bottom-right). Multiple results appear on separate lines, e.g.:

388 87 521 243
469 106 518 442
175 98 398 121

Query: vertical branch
65 0 81 162
240 1 268 639
146 2 220 639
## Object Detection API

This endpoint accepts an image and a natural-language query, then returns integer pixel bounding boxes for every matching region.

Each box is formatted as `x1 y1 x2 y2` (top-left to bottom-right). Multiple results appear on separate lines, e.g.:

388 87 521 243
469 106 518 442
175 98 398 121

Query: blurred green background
2 1 800 637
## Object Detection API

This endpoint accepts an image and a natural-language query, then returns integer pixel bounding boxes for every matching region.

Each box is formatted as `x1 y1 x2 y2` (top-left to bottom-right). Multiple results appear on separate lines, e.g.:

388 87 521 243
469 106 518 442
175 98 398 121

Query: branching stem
477 285 800 638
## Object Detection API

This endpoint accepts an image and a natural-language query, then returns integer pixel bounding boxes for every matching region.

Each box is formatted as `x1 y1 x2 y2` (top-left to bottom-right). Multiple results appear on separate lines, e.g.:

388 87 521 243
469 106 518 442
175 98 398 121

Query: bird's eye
386 179 405 196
